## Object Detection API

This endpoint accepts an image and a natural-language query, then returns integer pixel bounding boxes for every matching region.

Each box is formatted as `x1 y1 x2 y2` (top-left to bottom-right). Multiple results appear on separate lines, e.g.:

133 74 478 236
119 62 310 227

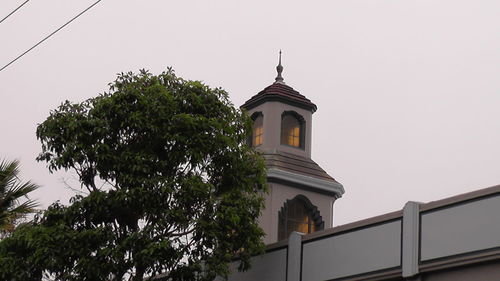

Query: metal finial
275 50 284 83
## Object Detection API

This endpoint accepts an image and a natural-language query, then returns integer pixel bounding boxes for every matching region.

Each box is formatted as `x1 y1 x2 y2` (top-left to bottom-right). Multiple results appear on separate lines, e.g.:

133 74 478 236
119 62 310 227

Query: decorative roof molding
267 168 345 198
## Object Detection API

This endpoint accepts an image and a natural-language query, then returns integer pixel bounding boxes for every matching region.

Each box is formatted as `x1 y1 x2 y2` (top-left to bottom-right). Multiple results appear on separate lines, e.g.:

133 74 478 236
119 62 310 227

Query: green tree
0 159 39 235
0 69 267 280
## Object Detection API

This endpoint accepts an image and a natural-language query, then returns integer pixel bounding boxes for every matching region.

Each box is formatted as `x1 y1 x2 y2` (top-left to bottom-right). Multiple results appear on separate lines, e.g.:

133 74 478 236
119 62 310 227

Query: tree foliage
0 159 39 235
0 69 267 280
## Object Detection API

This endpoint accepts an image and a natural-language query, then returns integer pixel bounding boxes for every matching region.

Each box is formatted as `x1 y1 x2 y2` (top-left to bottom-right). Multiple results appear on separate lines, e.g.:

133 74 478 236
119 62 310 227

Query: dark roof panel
241 82 317 112
262 150 338 183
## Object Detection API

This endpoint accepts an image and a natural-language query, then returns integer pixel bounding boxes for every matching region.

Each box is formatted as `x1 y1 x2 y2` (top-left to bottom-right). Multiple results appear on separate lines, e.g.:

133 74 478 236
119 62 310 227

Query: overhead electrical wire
0 0 102 73
0 0 30 25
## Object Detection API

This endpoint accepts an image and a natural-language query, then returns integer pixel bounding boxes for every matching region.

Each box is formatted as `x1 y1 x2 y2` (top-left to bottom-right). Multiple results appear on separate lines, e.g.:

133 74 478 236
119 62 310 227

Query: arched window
251 112 263 147
278 195 324 240
280 112 304 148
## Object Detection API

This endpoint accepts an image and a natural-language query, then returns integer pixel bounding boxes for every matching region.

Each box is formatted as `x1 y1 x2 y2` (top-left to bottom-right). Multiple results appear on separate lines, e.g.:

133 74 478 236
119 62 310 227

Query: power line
0 0 30 25
0 0 102 73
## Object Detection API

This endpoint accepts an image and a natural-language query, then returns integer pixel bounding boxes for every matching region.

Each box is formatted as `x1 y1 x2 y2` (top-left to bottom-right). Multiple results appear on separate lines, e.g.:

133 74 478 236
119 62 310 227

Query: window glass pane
253 115 263 146
280 114 301 147
288 221 309 234
278 198 315 239
310 221 317 233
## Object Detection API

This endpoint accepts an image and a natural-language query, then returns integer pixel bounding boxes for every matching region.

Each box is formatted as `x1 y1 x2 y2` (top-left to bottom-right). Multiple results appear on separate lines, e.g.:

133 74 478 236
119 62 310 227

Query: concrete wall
224 247 287 281
302 220 401 281
421 260 500 281
227 184 500 281
421 194 500 261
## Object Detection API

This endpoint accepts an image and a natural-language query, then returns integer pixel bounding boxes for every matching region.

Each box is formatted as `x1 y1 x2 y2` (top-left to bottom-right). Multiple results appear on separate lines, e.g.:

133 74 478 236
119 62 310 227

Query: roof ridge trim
267 168 344 197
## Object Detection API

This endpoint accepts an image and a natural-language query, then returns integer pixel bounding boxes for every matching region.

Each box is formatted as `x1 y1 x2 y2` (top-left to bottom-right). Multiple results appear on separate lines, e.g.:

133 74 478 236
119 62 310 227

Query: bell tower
241 52 344 244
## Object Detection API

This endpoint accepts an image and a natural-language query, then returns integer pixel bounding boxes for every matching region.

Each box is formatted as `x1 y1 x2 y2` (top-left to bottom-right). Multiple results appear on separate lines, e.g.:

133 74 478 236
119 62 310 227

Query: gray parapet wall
224 184 500 281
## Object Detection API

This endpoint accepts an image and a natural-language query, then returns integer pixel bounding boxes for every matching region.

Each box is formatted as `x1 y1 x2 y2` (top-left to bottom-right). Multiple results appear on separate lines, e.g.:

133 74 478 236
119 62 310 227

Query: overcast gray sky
1 0 499 226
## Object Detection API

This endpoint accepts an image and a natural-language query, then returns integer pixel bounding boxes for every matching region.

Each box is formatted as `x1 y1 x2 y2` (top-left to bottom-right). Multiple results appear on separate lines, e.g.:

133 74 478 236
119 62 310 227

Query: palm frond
0 159 20 194
0 158 40 233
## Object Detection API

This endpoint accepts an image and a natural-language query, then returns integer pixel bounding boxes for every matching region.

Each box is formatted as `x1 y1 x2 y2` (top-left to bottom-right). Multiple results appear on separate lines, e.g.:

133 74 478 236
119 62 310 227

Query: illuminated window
253 115 263 146
280 112 304 148
250 113 263 147
278 195 323 240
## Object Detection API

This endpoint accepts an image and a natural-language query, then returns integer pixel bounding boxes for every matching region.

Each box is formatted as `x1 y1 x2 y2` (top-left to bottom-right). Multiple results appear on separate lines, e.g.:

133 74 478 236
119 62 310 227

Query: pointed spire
275 50 284 83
